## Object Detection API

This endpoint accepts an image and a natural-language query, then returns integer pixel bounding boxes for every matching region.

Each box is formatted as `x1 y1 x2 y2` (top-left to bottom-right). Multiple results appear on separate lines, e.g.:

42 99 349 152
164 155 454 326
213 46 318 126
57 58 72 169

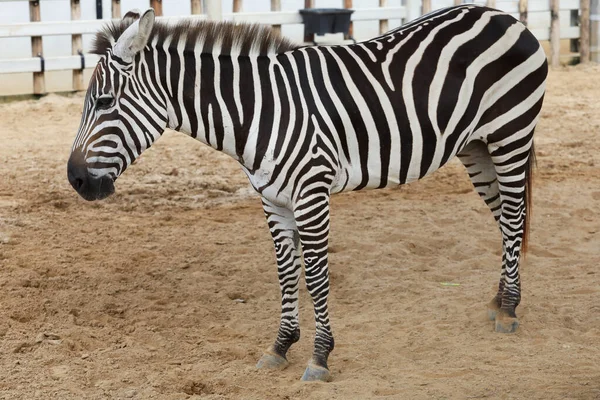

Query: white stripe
257 54 283 171
242 56 263 168
176 33 191 133
194 38 205 140
232 55 244 125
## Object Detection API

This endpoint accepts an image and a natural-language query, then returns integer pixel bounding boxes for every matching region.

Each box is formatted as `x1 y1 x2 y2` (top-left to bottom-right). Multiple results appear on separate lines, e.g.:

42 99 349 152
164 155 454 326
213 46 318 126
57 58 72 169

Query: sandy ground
0 65 599 400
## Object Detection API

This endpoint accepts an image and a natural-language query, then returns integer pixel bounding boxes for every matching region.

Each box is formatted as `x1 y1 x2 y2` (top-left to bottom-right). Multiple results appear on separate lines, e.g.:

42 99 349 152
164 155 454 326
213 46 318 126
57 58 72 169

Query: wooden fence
0 0 598 96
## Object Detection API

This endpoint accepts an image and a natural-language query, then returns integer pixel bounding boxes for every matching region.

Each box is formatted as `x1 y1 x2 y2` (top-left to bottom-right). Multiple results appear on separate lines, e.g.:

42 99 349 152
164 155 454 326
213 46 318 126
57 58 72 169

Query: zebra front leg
294 192 334 382
256 199 302 370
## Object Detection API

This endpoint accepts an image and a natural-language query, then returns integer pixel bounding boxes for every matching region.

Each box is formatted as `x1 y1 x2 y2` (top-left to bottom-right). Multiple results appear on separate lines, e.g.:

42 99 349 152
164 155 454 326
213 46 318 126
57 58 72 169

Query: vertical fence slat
271 0 281 35
150 0 163 16
405 0 421 22
304 0 315 43
550 0 561 67
592 0 600 62
519 0 528 24
379 0 389 34
233 0 242 13
486 0 497 8
71 0 83 91
423 0 431 14
580 0 591 62
112 0 121 18
29 0 44 95
191 0 202 14
344 0 354 39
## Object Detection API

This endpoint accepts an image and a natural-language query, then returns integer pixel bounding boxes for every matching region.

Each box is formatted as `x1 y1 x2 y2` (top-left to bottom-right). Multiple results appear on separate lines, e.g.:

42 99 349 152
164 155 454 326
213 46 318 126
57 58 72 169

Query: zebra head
67 9 166 201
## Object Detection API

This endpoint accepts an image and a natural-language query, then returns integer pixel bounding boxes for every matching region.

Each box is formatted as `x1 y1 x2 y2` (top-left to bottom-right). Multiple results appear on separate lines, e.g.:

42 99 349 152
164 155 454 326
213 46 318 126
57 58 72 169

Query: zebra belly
332 127 467 194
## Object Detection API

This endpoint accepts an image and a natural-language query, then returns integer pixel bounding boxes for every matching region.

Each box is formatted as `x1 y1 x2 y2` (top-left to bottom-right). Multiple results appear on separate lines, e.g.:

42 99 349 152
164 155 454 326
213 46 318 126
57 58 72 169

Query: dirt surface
0 65 599 400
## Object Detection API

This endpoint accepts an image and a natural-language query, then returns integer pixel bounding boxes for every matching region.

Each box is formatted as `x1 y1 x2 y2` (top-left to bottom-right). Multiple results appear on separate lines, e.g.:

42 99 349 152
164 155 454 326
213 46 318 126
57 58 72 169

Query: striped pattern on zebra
67 5 547 381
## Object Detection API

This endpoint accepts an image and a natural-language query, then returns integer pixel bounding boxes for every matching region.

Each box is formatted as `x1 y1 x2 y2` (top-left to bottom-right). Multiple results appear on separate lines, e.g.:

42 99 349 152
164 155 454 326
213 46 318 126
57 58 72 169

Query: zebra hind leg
486 133 535 334
256 199 302 370
458 141 506 323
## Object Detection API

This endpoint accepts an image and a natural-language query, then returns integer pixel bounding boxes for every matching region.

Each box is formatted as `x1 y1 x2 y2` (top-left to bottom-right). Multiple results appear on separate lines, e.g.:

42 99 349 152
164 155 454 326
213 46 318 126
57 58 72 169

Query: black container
299 8 355 36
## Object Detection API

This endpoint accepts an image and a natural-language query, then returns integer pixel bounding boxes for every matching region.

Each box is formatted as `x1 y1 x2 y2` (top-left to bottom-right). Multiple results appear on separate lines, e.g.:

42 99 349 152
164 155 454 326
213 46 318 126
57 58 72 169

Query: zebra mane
91 17 299 58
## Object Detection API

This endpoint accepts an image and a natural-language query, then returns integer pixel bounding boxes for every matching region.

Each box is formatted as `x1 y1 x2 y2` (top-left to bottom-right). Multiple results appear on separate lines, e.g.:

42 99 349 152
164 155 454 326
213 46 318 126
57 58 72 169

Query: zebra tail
522 140 536 256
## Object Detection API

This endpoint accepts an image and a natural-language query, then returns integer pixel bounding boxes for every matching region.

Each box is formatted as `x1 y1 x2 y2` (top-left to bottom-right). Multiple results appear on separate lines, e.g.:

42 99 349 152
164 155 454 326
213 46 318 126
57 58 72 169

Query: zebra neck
161 51 277 169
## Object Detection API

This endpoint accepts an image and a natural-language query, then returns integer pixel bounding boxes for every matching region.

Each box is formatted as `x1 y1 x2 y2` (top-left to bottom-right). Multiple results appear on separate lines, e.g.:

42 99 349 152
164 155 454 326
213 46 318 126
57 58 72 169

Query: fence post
150 0 163 16
592 0 600 62
519 0 528 24
454 0 462 5
304 0 315 43
112 0 121 18
233 0 242 12
580 0 591 62
550 0 560 67
380 0 388 34
344 0 354 39
486 0 496 8
29 0 45 95
206 0 222 20
191 0 202 14
70 0 84 91
96 0 103 18
271 0 281 35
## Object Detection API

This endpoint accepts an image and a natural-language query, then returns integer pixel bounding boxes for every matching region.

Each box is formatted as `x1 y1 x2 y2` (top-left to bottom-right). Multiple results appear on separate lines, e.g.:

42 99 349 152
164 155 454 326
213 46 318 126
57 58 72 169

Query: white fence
0 0 595 96
0 8 406 75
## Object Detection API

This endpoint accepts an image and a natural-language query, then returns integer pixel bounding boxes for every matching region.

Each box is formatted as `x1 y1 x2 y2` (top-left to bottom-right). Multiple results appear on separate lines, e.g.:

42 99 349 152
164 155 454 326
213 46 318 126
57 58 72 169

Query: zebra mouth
80 175 115 201
70 174 115 201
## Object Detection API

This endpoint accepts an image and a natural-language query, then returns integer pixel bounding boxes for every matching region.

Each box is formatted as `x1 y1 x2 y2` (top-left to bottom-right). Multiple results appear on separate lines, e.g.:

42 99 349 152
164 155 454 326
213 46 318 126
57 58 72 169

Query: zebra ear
113 8 155 62
122 9 142 21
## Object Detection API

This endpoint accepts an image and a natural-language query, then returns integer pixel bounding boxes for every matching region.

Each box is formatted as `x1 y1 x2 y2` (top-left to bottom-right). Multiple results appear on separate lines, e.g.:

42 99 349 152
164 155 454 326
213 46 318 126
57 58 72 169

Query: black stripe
253 56 275 171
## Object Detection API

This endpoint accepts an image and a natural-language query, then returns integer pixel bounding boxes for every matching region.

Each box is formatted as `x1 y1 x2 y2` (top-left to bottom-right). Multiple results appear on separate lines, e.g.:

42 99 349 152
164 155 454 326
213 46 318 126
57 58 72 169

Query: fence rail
0 7 405 77
0 54 101 74
0 8 406 39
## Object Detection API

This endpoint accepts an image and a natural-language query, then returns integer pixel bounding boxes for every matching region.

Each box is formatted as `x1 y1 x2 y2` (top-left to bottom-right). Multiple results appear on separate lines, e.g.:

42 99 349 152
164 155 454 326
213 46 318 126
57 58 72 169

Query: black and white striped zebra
67 6 547 381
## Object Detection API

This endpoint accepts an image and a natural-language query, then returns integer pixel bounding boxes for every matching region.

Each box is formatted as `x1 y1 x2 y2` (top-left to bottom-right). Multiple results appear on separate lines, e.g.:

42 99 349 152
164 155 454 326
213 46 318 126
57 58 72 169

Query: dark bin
299 8 355 36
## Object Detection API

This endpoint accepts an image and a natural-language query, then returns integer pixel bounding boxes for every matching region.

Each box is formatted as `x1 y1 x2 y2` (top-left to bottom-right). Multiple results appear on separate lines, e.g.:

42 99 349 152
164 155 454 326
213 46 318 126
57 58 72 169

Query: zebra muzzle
67 152 115 201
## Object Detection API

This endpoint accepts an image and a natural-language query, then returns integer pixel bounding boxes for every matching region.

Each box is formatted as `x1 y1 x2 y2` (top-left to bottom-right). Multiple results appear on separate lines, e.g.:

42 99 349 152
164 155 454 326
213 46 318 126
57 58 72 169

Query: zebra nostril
67 151 89 193
73 177 84 191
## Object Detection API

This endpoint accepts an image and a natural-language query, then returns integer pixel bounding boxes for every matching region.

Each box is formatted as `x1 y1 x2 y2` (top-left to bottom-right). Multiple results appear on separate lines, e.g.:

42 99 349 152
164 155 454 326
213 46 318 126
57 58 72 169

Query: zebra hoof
494 312 519 333
300 361 331 382
256 351 289 370
487 298 501 321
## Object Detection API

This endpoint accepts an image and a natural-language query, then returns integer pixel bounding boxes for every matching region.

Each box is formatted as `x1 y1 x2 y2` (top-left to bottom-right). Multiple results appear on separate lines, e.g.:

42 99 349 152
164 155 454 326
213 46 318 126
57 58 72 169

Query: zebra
67 6 547 381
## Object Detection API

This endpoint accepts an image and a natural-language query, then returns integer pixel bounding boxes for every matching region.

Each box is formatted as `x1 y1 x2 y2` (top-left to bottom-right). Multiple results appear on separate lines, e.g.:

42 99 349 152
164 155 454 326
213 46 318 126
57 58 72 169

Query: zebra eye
96 96 114 110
